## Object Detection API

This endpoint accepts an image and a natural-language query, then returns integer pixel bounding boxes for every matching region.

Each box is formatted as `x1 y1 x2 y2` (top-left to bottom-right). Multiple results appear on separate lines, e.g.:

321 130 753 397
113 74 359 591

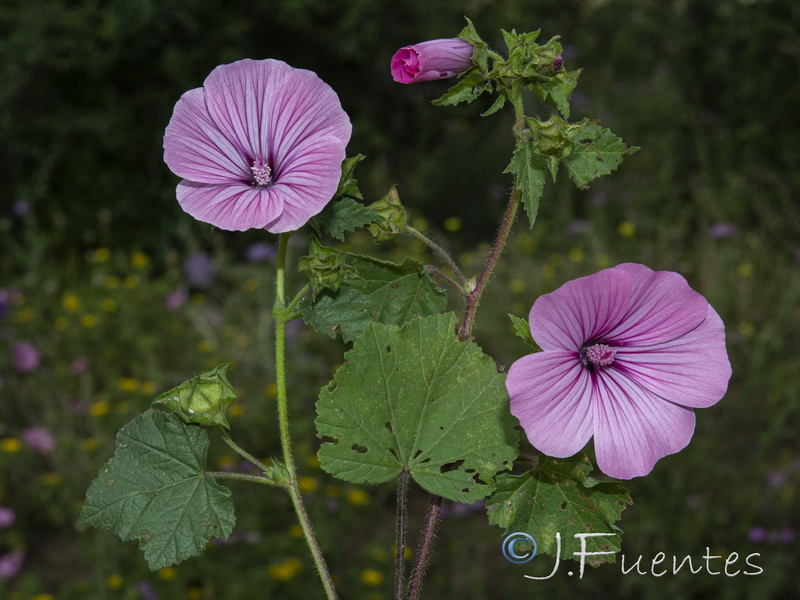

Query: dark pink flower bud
553 55 563 71
390 39 473 84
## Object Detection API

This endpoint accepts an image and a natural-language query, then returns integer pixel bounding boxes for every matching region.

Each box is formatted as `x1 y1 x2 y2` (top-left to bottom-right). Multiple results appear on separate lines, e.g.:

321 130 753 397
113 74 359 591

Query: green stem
423 265 469 298
406 226 467 284
205 471 277 486
274 232 338 600
286 282 311 314
395 470 410 600
217 427 273 474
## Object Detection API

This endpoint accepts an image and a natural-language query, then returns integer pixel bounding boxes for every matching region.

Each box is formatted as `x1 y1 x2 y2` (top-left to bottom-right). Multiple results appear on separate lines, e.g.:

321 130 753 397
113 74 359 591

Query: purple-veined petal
592 368 696 479
604 263 708 346
163 88 250 184
614 304 731 408
529 268 632 351
176 181 283 231
507 351 594 458
203 59 351 166
264 134 346 233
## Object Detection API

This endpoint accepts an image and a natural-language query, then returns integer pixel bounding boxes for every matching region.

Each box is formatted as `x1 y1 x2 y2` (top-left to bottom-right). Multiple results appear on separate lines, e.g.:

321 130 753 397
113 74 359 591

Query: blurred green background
1 0 798 598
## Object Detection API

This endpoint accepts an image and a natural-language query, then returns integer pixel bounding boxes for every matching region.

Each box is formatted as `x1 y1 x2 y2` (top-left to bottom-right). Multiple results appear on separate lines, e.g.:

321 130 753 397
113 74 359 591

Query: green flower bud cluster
366 185 407 243
299 237 356 296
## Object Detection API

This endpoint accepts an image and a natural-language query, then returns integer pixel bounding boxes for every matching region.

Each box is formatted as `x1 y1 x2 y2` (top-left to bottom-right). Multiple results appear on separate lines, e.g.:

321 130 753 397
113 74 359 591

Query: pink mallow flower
12 341 41 373
506 263 731 480
164 59 351 233
391 39 473 84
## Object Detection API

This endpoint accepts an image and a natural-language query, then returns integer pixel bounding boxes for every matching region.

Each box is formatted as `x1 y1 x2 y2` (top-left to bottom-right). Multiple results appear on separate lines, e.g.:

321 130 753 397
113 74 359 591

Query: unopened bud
298 237 354 296
152 364 237 429
553 55 563 72
366 186 407 243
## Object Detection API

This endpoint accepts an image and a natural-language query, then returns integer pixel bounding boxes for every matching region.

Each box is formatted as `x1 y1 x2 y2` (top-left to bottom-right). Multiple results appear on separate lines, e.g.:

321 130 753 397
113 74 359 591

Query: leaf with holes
486 453 631 565
80 409 235 570
563 120 639 188
300 255 447 342
316 313 519 502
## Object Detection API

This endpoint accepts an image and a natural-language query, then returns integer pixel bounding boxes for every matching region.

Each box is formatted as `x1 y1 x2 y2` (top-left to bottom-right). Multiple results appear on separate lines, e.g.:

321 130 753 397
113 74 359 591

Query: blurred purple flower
0 507 14 529
747 526 767 543
441 499 485 519
708 223 736 239
566 219 592 237
136 581 159 600
506 264 731 479
778 526 794 543
185 253 214 288
165 286 189 311
0 290 8 319
590 191 607 207
69 357 90 375
767 470 787 489
0 550 24 579
21 427 55 454
245 242 276 263
12 201 30 217
12 341 41 373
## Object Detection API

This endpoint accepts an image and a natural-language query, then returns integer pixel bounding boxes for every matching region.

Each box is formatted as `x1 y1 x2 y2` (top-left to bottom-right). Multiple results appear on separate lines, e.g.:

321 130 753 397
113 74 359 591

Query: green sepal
298 237 356 296
365 185 407 243
531 68 581 119
335 154 366 201
152 364 237 429
486 452 632 566
508 314 540 350
457 17 489 72
432 72 492 107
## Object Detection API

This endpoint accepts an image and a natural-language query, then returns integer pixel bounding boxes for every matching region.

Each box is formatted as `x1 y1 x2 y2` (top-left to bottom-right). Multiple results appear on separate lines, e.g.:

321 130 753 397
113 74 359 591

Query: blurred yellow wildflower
18 307 35 322
738 262 755 278
298 476 318 493
346 488 370 506
288 524 303 539
324 485 340 498
104 275 120 289
106 574 123 589
360 569 383 586
306 455 321 469
93 248 110 262
158 567 177 580
568 247 585 263
82 438 100 452
89 401 110 417
124 275 140 289
187 586 204 600
196 340 214 353
62 293 81 312
101 298 117 312
131 252 149 268
738 322 755 338
243 277 259 292
228 403 245 418
596 253 611 268
268 558 302 581
42 472 62 486
141 381 157 395
509 279 524 293
266 382 278 397
1 438 22 453
444 216 462 232
54 317 69 331
618 221 636 238
80 314 98 328
118 378 139 392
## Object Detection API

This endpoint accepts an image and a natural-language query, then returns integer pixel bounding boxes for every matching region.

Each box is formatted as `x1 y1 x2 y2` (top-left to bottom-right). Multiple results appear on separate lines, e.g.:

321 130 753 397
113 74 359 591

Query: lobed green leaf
80 409 235 570
504 144 548 229
316 313 519 502
486 453 631 566
563 120 640 188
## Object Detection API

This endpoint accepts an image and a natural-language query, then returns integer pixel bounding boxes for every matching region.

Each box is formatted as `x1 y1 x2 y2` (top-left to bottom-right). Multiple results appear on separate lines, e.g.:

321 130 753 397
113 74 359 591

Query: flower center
250 155 272 187
579 343 616 370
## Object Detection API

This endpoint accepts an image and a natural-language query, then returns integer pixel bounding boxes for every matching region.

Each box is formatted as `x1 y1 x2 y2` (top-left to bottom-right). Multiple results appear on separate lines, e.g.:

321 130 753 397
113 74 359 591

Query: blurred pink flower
21 426 55 453
69 357 90 375
0 507 14 529
165 286 189 311
391 39 473 83
163 59 351 232
506 264 731 479
12 341 41 373
0 550 24 579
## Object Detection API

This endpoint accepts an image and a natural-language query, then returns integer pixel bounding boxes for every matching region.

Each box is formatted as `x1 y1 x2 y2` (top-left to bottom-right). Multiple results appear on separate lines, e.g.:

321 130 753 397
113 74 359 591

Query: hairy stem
406 226 467 285
274 232 338 600
217 427 273 474
395 470 410 600
424 265 469 298
407 495 443 600
205 471 277 485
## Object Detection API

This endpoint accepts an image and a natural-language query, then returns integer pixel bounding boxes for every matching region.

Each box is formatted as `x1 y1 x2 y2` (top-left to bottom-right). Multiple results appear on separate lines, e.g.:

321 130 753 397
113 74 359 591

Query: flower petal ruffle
163 88 250 184
604 263 708 346
507 351 594 458
614 304 731 408
176 181 283 232
203 59 351 165
530 268 632 351
592 368 695 479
